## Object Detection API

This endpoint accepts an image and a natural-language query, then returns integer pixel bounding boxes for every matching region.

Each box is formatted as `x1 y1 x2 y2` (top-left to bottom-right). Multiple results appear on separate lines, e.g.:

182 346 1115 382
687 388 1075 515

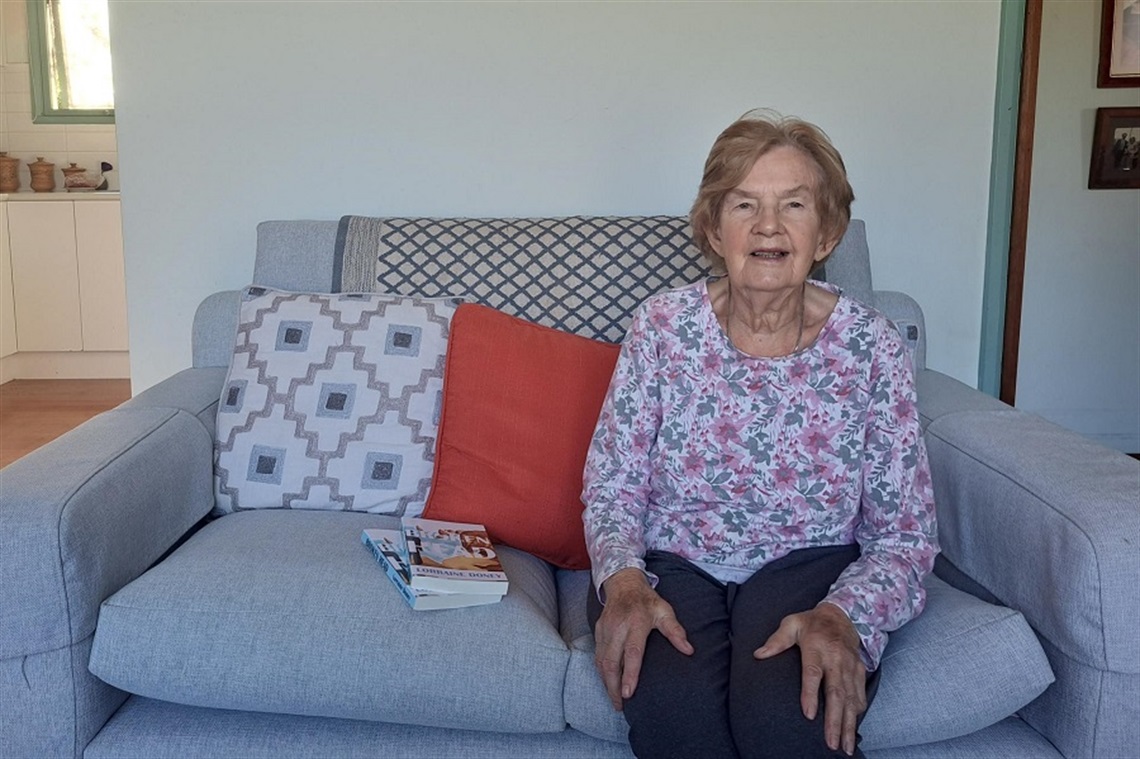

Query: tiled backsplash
0 2 119 192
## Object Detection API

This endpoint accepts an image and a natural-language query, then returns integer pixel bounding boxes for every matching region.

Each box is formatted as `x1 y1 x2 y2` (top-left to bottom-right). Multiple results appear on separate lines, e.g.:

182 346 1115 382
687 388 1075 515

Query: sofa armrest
192 290 240 369
923 409 1139 758
122 366 227 437
0 393 216 757
916 369 1011 430
872 289 926 371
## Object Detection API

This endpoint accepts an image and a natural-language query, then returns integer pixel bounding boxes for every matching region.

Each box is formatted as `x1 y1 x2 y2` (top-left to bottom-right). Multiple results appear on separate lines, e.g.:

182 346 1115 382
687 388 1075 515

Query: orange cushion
423 303 620 570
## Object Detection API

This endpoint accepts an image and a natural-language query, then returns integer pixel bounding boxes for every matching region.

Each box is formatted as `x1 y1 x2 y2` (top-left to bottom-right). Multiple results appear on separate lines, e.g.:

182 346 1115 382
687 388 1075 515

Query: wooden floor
0 379 132 469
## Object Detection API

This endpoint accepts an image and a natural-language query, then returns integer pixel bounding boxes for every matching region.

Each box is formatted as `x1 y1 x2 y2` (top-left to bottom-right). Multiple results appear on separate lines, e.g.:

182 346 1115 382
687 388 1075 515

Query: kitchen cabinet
0 194 128 379
1 204 16 359
7 200 84 352
74 201 128 351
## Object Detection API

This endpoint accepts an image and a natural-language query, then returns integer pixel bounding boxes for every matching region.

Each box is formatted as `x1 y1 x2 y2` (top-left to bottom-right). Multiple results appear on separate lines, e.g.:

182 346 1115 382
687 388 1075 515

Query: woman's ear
814 235 839 262
707 222 724 257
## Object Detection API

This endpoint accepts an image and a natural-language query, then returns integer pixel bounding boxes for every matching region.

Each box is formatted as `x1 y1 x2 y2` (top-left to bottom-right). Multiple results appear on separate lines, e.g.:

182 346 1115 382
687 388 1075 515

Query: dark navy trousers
588 545 880 759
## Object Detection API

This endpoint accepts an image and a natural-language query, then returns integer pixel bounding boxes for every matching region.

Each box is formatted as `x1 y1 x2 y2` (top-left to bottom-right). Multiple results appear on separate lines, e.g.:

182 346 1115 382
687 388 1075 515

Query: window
26 0 114 124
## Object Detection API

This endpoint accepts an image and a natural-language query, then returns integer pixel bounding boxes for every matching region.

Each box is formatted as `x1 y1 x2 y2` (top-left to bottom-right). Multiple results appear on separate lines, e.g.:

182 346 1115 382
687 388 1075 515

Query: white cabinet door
1 204 17 359
7 201 83 352
75 200 129 351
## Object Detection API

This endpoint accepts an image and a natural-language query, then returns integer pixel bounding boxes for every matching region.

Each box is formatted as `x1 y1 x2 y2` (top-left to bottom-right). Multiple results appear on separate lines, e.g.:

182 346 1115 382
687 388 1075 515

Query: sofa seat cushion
89 510 568 734
558 571 1054 750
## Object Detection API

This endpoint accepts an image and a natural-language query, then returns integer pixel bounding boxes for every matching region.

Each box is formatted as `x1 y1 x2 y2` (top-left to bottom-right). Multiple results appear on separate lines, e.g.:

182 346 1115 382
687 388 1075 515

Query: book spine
364 533 417 609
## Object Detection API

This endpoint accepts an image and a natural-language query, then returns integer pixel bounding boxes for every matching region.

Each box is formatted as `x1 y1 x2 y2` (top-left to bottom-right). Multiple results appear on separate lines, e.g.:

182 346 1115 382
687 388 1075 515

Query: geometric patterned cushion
213 286 460 516
335 216 711 343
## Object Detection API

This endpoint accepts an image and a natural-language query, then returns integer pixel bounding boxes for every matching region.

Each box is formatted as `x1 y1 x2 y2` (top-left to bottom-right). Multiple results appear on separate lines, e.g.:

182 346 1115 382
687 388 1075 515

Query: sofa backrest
254 210 866 305
194 216 917 368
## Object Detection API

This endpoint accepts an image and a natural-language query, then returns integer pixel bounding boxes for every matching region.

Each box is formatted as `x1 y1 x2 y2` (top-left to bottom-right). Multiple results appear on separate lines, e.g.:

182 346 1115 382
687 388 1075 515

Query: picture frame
1088 108 1140 189
1098 0 1140 87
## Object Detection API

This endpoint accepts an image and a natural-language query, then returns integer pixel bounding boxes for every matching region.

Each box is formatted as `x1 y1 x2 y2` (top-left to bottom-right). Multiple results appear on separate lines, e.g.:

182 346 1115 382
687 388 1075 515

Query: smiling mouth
749 249 789 259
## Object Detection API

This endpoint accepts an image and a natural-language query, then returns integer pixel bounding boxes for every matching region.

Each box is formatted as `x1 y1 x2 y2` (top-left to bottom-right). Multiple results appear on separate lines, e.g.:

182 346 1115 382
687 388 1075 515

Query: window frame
25 0 115 125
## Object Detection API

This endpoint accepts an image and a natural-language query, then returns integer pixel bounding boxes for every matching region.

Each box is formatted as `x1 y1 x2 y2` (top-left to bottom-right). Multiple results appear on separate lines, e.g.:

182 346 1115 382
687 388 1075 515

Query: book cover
361 529 501 611
401 517 509 595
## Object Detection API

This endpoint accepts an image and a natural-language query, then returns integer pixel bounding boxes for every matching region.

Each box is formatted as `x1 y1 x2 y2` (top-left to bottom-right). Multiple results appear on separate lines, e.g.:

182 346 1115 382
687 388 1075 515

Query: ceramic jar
0 152 19 193
28 157 55 193
62 163 89 190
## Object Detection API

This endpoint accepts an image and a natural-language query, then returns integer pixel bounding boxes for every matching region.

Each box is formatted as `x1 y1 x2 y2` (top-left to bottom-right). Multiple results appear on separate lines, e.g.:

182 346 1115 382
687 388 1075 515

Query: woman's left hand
754 603 866 756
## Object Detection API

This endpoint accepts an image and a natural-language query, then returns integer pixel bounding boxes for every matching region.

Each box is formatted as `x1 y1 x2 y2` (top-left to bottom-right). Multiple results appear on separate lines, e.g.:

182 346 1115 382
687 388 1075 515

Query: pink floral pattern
582 279 938 669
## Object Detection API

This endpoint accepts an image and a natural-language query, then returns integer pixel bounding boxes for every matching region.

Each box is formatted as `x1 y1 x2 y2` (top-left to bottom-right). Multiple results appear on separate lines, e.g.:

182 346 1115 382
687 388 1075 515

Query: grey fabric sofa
2 217 1136 759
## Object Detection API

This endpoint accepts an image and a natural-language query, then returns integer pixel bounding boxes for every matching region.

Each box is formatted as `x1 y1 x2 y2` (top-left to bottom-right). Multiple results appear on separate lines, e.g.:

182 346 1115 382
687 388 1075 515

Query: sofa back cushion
333 215 710 343
213 286 459 516
189 216 881 369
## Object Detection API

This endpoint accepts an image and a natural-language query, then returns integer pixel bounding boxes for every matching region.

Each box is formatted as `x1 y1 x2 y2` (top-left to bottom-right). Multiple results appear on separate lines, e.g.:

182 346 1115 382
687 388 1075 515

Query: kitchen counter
1 191 120 201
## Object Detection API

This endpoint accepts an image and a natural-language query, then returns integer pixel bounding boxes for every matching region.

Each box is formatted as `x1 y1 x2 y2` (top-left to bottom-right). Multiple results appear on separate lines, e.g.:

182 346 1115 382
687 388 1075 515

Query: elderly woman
582 111 938 759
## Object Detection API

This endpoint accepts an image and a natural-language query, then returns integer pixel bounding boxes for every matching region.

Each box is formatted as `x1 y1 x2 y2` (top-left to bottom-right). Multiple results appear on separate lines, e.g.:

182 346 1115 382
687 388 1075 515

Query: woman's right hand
594 568 693 710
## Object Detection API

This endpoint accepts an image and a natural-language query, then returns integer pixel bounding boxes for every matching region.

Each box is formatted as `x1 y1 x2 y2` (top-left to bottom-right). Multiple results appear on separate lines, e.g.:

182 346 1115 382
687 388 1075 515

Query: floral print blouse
582 279 938 669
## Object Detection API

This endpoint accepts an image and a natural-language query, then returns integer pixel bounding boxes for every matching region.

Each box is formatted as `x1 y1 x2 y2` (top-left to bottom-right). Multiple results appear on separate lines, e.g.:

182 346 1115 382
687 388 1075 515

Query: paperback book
361 529 501 611
401 517 510 595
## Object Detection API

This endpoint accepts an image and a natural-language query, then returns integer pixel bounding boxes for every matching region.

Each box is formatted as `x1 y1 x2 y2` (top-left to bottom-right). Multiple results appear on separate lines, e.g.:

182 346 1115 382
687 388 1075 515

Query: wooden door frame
1001 0 1043 405
978 0 1042 404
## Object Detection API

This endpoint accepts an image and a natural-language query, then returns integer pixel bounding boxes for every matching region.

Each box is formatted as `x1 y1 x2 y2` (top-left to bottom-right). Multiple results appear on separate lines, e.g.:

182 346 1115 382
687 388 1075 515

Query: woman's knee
728 651 869 759
620 630 738 758
624 692 739 759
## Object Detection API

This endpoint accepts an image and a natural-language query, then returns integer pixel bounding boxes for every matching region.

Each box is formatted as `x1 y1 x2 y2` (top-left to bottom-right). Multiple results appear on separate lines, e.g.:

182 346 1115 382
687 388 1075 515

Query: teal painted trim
25 0 115 125
30 110 115 126
978 0 1026 396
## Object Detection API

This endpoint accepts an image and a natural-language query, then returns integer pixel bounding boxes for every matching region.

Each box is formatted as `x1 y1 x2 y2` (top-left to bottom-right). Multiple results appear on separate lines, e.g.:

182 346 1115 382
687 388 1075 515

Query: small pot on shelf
61 161 111 191
28 157 55 193
0 152 19 193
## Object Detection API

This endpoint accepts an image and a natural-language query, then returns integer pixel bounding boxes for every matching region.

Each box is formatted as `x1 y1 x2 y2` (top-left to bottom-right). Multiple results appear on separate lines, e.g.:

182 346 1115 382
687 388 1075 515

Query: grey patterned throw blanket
333 215 710 343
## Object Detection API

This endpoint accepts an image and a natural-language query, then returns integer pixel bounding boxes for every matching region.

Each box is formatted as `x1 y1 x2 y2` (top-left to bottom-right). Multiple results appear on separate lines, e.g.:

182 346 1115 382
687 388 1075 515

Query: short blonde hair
690 110 853 272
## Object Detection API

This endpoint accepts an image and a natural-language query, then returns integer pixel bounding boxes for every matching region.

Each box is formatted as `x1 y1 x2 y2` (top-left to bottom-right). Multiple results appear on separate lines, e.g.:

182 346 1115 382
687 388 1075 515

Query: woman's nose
752 205 780 234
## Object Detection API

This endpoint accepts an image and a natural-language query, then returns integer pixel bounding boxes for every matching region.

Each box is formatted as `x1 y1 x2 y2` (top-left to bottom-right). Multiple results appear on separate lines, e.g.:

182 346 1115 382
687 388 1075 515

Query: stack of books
361 517 509 611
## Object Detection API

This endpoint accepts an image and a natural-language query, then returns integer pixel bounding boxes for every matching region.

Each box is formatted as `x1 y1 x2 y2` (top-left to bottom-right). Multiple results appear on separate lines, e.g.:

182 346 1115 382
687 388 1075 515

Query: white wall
1017 0 1140 452
0 1 119 192
109 1 1001 392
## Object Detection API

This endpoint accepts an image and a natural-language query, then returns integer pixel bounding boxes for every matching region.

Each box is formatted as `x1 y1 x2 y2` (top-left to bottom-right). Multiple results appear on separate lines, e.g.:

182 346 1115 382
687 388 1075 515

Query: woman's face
709 146 837 297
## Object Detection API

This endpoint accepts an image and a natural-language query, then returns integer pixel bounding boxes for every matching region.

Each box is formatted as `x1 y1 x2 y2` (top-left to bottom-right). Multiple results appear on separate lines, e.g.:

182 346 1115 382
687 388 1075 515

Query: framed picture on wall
1098 0 1140 87
1088 108 1140 189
